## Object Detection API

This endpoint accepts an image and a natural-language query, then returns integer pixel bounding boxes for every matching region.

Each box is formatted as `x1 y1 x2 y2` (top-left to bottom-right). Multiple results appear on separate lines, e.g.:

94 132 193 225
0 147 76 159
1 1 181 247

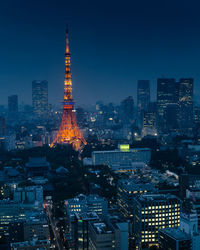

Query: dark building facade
121 96 134 123
137 80 150 113
0 117 6 137
32 80 48 117
159 228 192 250
8 95 18 114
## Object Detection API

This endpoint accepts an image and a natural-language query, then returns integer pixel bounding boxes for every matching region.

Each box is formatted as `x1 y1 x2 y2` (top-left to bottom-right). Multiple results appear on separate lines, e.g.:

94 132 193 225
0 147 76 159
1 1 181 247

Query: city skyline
1 1 200 249
1 0 200 106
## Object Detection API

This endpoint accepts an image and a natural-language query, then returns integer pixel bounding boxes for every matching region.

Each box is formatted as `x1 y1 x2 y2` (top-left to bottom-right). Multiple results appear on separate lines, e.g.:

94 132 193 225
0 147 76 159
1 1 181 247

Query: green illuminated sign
120 144 130 151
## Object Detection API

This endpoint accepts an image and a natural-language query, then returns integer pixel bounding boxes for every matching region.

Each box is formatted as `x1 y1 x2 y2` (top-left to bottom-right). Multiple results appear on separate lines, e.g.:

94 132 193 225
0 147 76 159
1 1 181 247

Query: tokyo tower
50 27 86 150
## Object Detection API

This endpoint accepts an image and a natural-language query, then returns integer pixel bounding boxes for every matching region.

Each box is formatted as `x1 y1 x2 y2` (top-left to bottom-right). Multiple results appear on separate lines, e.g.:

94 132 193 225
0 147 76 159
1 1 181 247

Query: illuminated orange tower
50 27 86 150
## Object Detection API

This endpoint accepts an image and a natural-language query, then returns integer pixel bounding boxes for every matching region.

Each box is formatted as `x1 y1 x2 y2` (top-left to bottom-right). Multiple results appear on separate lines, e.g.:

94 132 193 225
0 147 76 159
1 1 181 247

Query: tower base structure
50 109 86 151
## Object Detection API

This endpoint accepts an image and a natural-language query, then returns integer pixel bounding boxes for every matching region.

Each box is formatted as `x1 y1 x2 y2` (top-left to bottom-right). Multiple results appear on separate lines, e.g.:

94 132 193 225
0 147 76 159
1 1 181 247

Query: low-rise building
92 145 151 168
89 222 115 250
10 238 51 250
159 228 192 250
65 194 108 219
25 157 50 177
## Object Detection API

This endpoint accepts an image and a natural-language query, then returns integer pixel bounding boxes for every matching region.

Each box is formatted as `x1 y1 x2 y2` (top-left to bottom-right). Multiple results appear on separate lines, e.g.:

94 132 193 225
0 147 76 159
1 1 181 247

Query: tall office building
8 95 18 114
32 80 48 117
137 80 150 113
178 78 194 130
133 194 181 249
157 78 178 131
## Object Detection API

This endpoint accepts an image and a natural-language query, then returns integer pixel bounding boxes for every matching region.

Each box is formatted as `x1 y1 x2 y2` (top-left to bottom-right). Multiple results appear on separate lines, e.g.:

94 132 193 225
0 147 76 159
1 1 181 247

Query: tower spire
66 25 70 54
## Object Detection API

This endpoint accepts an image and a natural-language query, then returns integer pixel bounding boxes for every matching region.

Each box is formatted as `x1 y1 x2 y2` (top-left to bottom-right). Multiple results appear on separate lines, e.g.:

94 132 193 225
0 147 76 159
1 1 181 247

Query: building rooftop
10 238 50 247
137 193 180 203
75 211 99 221
91 222 113 235
26 157 50 167
66 194 106 204
118 178 156 192
92 148 151 154
160 228 191 241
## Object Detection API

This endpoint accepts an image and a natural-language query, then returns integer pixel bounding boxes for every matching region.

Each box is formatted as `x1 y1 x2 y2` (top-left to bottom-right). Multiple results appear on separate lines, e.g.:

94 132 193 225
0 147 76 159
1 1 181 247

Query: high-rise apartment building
137 80 150 113
8 95 18 114
32 80 48 117
178 78 194 130
133 194 181 249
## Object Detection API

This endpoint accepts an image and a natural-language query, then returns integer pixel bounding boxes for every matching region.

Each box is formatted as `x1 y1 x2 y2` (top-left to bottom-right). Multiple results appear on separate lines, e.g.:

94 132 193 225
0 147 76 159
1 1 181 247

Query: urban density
1 1 200 249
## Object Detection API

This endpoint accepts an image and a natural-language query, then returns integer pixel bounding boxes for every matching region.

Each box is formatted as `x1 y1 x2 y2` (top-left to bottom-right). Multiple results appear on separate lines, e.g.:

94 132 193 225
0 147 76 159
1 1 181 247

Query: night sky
1 0 200 106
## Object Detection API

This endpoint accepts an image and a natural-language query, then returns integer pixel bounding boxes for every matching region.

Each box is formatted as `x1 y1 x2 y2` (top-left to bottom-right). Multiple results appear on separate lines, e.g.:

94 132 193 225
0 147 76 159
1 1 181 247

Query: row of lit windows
142 223 180 230
142 209 180 215
142 204 180 210
142 217 179 222
142 239 155 242
142 214 180 220
69 205 81 208
128 190 147 194
142 217 180 223
142 234 156 238
142 208 180 213
147 221 179 226
70 209 81 212
142 213 180 218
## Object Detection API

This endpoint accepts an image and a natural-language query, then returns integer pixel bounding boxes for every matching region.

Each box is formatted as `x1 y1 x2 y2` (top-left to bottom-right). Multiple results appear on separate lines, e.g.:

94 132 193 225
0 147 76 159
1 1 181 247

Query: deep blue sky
1 0 200 106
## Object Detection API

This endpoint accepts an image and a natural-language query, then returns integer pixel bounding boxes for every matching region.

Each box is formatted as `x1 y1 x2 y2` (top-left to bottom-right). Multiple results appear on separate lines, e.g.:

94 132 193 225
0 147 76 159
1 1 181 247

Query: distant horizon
0 88 200 108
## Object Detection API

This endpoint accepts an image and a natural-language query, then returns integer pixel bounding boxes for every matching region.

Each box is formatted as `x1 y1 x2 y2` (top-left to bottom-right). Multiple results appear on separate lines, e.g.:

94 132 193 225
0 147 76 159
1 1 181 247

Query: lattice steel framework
50 27 86 150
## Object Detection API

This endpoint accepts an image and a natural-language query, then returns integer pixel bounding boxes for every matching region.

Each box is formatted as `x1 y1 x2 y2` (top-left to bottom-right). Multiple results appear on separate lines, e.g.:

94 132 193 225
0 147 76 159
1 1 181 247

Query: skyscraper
157 78 178 131
137 80 150 113
8 95 18 114
32 80 48 117
178 78 194 130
